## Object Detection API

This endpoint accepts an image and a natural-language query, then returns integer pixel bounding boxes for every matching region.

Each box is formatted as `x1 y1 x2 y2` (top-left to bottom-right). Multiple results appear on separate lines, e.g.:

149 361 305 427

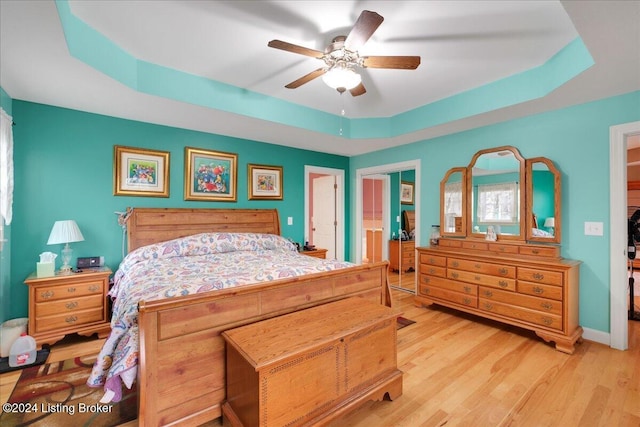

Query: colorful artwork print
256 173 277 192
127 158 158 187
113 146 169 197
248 164 283 200
184 147 237 201
193 157 231 195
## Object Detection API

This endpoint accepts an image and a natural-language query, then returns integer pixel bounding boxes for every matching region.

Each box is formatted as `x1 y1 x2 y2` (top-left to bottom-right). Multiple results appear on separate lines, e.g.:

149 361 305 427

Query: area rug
397 317 416 330
0 355 137 426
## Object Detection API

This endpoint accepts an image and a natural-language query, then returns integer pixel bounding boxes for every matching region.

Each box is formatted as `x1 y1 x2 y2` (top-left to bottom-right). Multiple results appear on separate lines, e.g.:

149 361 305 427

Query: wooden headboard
403 210 415 232
126 208 281 252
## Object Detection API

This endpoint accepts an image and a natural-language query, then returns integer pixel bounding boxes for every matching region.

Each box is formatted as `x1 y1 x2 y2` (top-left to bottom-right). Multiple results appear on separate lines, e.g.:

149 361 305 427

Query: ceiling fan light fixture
322 66 361 91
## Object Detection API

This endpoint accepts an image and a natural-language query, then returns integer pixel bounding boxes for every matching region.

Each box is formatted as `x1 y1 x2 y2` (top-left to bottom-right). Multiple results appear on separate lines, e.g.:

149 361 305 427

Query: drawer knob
65 316 78 324
542 317 553 326
40 290 54 299
67 287 76 293
498 280 508 288
65 301 78 310
533 286 544 295
474 263 481 269
474 275 481 281
429 268 436 274
88 284 100 292
463 297 472 305
464 286 472 294
532 249 540 255
499 268 508 276
422 276 431 284
483 303 493 311
423 287 431 295
451 261 459 267
541 302 553 311
451 272 459 279
429 258 436 264
533 273 544 281
483 290 493 298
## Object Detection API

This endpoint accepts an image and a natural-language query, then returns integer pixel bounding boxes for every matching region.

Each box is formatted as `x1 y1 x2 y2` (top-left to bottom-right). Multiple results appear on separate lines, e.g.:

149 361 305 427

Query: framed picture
248 164 283 200
184 147 237 201
401 181 414 205
113 145 170 197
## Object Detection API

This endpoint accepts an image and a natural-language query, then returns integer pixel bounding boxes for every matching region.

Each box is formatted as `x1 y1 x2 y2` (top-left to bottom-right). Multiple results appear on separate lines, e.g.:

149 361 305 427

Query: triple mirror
440 146 561 244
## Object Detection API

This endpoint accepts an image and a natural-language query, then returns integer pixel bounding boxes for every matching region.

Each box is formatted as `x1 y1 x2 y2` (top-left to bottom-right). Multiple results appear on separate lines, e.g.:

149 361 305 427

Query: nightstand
23 268 112 348
300 248 328 259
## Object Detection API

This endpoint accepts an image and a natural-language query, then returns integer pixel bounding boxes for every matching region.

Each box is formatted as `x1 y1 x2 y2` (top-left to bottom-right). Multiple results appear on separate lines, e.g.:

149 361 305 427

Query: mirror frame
466 146 526 241
440 167 467 237
526 157 561 244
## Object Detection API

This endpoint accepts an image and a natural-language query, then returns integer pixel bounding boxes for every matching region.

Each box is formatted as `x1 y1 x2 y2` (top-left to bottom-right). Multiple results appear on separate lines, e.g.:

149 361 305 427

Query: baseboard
581 327 610 346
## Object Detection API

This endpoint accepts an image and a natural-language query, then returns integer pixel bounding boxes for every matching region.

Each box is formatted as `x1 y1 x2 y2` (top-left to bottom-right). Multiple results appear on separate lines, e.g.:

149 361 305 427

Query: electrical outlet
287 217 293 225
584 221 604 236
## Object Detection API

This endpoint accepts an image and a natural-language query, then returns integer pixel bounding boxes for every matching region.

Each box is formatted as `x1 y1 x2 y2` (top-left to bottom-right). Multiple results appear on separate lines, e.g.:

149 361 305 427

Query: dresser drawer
478 299 562 331
517 268 563 286
419 253 447 267
419 274 477 295
488 243 519 255
35 294 104 317
518 245 560 258
448 258 515 278
420 264 446 278
419 285 477 308
517 281 563 301
462 241 488 251
479 287 562 316
34 307 105 333
35 280 105 302
449 269 516 291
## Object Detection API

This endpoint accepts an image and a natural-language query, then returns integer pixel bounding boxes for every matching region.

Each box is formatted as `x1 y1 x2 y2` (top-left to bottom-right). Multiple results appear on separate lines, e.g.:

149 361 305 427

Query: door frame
305 165 345 261
355 159 421 266
609 120 640 350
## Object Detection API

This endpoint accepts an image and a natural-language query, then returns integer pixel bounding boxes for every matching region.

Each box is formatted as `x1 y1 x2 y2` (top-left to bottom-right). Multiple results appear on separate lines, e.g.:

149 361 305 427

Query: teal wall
0 87 12 324
350 90 640 334
6 101 349 321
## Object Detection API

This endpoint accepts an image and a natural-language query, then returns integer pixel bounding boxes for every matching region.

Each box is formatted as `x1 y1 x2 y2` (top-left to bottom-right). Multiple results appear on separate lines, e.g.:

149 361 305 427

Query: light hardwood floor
2 290 638 426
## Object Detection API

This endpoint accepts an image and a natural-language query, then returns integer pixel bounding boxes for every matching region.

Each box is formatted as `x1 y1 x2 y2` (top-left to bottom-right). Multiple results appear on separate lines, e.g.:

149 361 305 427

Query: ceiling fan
268 10 421 97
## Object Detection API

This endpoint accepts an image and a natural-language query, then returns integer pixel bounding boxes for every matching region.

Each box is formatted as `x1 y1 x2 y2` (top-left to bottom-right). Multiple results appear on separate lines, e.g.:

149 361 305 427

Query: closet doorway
356 160 421 293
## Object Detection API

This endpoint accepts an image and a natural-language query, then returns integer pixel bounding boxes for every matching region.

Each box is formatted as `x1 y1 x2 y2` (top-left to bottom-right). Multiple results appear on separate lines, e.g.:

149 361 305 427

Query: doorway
609 120 640 351
305 166 345 261
355 160 421 293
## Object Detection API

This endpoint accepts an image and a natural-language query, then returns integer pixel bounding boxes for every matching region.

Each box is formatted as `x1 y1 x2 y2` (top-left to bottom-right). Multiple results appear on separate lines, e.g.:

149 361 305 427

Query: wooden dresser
415 240 582 354
388 239 415 272
221 297 403 427
24 268 112 347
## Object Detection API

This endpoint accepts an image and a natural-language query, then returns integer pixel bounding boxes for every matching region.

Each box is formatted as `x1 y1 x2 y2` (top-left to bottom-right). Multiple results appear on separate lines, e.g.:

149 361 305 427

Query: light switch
584 221 604 236
287 217 293 225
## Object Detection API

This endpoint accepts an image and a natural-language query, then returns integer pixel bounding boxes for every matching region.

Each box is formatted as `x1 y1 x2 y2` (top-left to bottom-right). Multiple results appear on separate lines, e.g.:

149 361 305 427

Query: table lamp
544 217 555 236
47 220 84 273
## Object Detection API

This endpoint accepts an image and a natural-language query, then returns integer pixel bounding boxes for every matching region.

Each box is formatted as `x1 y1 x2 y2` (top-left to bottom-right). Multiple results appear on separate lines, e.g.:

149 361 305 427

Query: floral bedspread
87 233 353 401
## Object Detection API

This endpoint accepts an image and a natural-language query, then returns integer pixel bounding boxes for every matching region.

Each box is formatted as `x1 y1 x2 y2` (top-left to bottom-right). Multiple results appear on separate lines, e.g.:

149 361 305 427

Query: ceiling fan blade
268 40 324 58
349 83 366 97
362 56 421 70
344 10 384 51
285 68 326 89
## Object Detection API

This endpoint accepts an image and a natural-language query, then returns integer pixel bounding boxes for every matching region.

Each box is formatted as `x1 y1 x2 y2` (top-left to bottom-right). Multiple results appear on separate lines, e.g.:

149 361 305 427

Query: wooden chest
221 297 403 426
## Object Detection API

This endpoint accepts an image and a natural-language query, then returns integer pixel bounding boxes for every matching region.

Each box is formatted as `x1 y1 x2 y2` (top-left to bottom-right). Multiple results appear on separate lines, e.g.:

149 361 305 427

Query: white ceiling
1 1 639 156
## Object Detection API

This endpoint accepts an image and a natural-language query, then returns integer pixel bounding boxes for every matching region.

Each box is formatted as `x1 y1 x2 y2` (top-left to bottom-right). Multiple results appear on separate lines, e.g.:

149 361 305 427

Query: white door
312 175 337 259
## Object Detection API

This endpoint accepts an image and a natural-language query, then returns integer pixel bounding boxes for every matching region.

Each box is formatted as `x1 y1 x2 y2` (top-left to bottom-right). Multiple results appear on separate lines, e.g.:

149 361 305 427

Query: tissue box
36 262 55 278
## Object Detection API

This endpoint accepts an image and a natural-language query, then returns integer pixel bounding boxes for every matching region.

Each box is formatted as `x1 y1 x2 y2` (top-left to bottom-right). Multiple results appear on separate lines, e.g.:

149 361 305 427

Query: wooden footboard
137 261 391 426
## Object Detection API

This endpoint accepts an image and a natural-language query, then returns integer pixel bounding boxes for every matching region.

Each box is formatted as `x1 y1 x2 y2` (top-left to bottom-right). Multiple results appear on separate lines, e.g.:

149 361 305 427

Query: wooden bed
122 208 392 426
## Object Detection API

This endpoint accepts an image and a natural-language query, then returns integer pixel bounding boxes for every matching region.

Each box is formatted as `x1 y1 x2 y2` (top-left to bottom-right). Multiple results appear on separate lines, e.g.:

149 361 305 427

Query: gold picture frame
113 145 170 197
248 164 283 200
401 181 414 205
184 147 238 202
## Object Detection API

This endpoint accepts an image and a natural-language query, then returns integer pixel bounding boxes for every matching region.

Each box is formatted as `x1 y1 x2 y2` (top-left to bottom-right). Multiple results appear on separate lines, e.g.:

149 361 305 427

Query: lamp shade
543 217 555 228
47 220 85 245
322 67 361 90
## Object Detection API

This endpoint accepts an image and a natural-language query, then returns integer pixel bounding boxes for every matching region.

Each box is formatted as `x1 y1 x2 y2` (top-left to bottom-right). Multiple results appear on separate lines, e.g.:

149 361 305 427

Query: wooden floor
2 290 638 427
